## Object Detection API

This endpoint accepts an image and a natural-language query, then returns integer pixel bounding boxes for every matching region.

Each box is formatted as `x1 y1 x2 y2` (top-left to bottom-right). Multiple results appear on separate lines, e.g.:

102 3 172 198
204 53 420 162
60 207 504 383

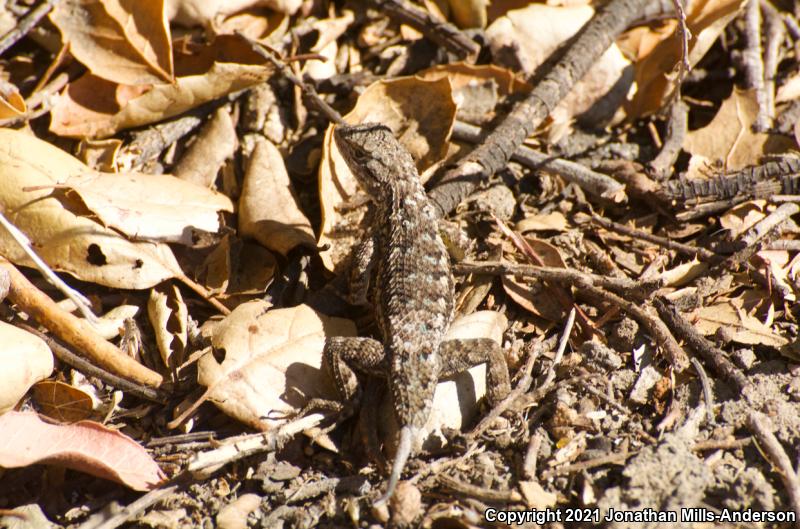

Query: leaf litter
1 0 800 526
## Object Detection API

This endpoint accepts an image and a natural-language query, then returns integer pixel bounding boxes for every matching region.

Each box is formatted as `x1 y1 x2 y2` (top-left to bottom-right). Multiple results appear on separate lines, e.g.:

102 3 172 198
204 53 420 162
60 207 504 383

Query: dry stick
453 260 662 300
369 0 479 61
87 484 180 529
690 357 715 425
540 307 576 390
465 337 552 442
241 33 345 127
648 99 688 180
17 323 168 403
743 0 770 131
0 259 163 387
584 283 690 372
653 296 754 398
540 448 633 480
590 214 717 260
428 0 651 217
746 411 800 529
438 474 522 503
0 0 60 56
761 0 785 132
522 430 543 479
723 202 800 268
692 436 752 452
452 121 625 201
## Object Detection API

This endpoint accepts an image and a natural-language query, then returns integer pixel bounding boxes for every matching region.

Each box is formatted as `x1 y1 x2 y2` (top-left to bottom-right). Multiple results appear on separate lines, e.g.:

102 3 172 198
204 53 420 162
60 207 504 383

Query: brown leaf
32 380 94 423
0 411 165 490
147 282 188 373
50 0 173 85
683 89 793 176
197 302 355 430
239 138 316 256
0 128 181 289
64 171 234 244
0 80 25 119
166 0 301 27
0 322 54 414
621 0 745 117
50 34 273 138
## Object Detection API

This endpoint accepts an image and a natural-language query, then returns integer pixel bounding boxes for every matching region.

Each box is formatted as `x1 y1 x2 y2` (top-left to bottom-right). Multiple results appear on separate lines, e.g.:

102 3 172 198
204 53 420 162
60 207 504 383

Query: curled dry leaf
50 34 274 138
682 89 795 178
621 0 746 117
174 107 237 188
502 239 572 321
50 0 174 85
197 301 355 431
0 322 54 414
32 380 94 423
447 0 488 28
318 76 457 271
199 235 277 299
64 171 234 244
0 80 25 119
0 129 181 289
239 138 316 256
166 0 301 27
486 4 631 131
380 311 508 452
148 282 188 373
93 303 140 340
0 411 165 491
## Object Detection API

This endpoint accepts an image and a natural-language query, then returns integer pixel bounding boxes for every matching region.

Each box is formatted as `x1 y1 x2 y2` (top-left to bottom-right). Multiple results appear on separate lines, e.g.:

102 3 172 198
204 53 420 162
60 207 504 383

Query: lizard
324 122 512 505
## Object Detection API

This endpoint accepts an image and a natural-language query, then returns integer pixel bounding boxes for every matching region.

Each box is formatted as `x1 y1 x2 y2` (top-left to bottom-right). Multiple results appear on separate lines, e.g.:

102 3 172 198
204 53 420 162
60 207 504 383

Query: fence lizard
325 122 511 505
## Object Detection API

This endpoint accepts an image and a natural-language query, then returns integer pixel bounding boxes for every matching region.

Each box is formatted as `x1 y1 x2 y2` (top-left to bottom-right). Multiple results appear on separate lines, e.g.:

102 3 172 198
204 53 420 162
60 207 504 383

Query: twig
18 323 168 403
0 258 163 387
723 202 799 268
540 307 575 389
691 357 715 425
653 296 754 397
761 0 784 130
0 0 60 56
240 33 345 126
692 436 751 452
590 214 717 260
88 484 180 529
648 100 688 180
452 121 626 201
368 0 480 61
428 0 651 217
583 284 690 372
540 448 633 480
523 430 543 479
670 0 692 88
0 210 98 323
438 474 522 503
453 260 662 300
746 411 800 529
743 0 770 131
465 337 552 441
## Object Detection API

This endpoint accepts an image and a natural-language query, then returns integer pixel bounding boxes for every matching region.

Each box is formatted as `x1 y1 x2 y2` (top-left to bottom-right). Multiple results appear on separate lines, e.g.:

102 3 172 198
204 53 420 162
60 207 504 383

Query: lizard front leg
438 338 511 405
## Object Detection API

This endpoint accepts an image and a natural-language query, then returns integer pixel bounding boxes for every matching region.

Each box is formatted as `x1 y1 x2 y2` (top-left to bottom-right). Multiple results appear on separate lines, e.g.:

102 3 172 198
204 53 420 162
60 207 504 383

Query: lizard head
333 123 418 199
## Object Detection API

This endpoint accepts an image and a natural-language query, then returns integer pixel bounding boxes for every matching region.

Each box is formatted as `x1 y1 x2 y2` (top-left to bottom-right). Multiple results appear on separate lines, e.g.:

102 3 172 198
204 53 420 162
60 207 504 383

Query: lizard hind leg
438 338 511 404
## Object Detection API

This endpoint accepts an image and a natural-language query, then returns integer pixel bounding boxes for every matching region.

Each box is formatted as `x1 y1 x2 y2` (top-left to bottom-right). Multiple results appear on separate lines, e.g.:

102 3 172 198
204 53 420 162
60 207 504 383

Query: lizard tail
374 425 413 506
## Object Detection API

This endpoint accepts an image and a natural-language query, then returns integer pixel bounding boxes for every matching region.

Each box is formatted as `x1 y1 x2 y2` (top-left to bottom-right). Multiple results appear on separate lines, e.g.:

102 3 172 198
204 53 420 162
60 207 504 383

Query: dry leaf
318 76 457 271
50 34 273 138
93 304 140 340
0 322 54 414
622 0 746 117
50 0 174 85
0 80 25 119
166 0 301 27
683 90 793 177
148 282 188 373
199 235 276 299
719 200 767 237
64 171 234 244
502 239 571 321
217 494 261 529
0 129 181 289
485 4 630 131
174 107 237 187
447 0 488 28
197 302 355 431
239 138 316 256
694 302 788 347
516 212 568 232
0 411 165 490
32 380 94 422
